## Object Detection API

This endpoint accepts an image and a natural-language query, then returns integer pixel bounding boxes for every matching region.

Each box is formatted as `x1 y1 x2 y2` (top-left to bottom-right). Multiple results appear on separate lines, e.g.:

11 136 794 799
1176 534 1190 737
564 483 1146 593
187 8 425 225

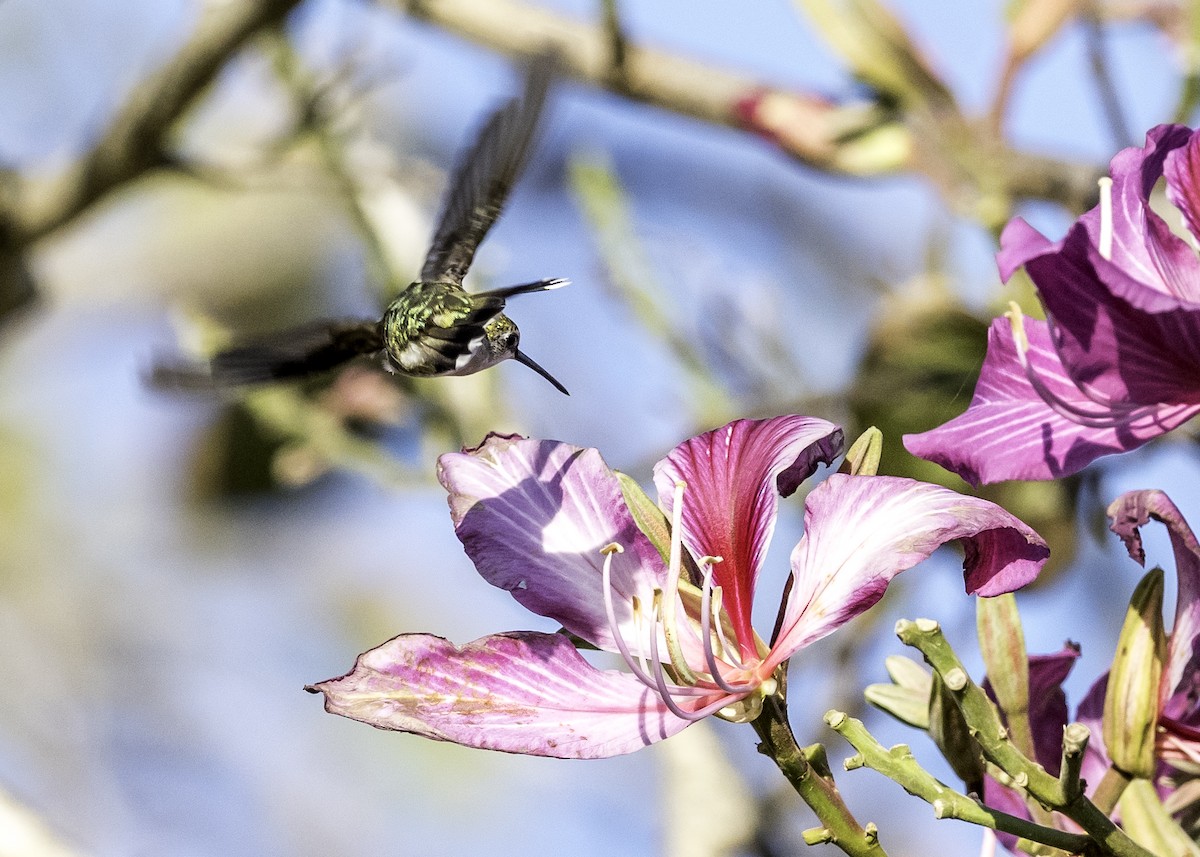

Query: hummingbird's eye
500 329 519 350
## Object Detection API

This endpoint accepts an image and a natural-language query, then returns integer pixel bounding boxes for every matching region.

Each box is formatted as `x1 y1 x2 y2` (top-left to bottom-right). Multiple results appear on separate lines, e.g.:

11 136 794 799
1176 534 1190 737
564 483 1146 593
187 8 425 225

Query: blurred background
2 0 1198 854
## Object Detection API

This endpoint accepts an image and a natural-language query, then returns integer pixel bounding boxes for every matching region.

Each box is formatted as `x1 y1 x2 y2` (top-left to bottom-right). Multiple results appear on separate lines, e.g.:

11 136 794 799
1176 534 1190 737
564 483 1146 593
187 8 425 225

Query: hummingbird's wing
419 53 555 286
152 319 383 388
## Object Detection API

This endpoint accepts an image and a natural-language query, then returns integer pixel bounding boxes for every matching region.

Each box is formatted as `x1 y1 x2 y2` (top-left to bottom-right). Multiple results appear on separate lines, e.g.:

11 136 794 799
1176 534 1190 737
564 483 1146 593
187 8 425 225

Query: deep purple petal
1028 647 1082 768
771 475 1048 664
1091 125 1200 305
997 128 1200 405
982 776 1035 852
983 645 1081 773
651 415 843 646
438 434 664 652
1005 221 1200 404
308 632 695 759
1108 490 1200 716
903 318 1199 484
996 216 1056 283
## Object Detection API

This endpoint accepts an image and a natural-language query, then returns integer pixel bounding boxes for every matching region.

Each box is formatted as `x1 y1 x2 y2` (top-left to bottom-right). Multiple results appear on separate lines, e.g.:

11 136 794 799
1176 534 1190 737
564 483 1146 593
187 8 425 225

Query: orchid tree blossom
310 415 1049 759
905 125 1200 485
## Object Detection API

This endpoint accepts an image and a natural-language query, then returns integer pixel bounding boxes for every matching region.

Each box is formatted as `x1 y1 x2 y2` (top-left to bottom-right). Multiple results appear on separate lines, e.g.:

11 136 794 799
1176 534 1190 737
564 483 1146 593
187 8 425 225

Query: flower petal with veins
309 632 695 759
438 435 664 653
903 317 1200 485
652 415 843 645
772 474 1047 664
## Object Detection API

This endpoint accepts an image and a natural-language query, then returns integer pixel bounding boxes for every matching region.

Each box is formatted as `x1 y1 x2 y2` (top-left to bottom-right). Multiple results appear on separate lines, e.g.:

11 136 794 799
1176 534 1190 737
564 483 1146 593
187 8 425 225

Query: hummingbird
157 54 568 395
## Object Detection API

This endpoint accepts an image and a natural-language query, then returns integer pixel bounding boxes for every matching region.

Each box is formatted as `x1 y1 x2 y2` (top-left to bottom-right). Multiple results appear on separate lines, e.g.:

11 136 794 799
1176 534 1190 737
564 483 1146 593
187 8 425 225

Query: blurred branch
1082 2 1133 150
392 0 1104 216
5 0 304 247
989 0 1082 131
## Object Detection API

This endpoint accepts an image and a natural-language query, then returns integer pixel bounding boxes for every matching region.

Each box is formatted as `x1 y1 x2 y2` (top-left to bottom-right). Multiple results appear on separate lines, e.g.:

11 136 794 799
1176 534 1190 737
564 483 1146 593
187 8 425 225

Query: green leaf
616 470 671 565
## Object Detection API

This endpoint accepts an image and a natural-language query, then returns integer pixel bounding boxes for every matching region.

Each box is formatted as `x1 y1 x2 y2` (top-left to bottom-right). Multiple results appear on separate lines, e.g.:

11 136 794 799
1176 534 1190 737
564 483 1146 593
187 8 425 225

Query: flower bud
1103 567 1166 779
840 426 883 476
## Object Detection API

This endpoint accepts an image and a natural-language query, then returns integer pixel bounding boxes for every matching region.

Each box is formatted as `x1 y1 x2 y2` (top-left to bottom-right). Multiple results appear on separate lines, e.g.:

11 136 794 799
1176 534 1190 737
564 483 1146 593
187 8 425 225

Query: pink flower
310 416 1048 758
906 125 1200 485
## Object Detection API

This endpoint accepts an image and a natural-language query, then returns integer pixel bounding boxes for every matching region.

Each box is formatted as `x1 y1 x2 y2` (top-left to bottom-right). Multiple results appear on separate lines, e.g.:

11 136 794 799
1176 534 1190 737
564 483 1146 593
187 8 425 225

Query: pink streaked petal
308 632 697 759
770 475 1048 666
903 317 1200 485
1108 490 1200 716
651 416 843 647
438 435 664 653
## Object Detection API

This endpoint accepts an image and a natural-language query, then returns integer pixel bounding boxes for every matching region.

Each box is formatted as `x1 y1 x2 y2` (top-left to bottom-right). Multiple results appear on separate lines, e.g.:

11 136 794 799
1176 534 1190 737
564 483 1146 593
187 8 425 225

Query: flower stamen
647 594 741 722
1098 176 1114 261
601 543 708 702
707 584 742 668
1006 301 1160 430
699 557 759 695
661 481 699 685
600 543 659 689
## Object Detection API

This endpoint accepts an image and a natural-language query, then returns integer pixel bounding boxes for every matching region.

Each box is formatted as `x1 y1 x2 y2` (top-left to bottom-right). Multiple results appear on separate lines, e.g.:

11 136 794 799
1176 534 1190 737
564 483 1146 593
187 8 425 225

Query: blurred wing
419 53 555 285
152 319 383 388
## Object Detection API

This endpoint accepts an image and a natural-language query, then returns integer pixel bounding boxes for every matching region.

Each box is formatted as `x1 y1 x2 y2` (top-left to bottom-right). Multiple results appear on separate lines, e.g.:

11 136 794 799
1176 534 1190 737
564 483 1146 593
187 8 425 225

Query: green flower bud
840 426 883 476
1104 567 1166 779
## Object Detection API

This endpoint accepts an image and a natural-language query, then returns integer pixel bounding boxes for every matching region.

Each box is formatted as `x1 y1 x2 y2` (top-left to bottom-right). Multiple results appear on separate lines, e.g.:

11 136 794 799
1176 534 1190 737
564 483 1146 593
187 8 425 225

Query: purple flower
905 125 1200 485
310 416 1048 759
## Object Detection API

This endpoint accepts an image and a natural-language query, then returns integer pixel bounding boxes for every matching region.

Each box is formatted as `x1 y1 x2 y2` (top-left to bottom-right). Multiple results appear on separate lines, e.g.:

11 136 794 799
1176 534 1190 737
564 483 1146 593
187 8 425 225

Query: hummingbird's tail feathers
481 278 569 300
419 52 557 285
514 348 570 396
153 319 383 388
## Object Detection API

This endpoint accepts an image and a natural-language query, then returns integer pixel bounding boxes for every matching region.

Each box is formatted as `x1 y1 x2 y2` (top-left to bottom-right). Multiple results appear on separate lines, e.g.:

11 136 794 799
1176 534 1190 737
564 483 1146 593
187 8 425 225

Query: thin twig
1082 2 1133 150
8 0 304 245
394 0 1104 213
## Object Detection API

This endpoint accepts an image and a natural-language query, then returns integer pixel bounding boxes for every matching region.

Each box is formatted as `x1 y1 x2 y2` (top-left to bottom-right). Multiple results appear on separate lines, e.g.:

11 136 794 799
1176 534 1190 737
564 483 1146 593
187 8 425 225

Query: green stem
896 619 1157 857
1090 767 1132 817
826 710 1091 854
749 694 887 857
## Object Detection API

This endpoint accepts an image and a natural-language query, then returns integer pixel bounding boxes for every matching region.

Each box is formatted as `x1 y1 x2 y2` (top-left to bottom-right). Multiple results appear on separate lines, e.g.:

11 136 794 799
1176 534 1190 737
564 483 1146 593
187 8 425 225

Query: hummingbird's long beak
514 348 569 396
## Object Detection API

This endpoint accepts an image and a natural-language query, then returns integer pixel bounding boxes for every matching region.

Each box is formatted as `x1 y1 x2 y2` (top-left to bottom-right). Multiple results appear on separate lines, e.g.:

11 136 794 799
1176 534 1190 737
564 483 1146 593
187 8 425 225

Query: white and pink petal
308 632 695 759
438 435 664 653
770 474 1048 666
651 415 843 643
